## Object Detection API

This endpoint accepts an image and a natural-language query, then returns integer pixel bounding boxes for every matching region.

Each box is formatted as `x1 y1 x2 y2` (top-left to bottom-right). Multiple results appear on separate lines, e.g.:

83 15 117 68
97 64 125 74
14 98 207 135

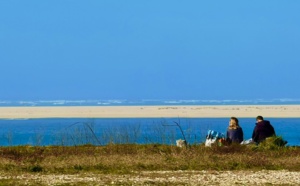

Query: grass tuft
0 143 300 174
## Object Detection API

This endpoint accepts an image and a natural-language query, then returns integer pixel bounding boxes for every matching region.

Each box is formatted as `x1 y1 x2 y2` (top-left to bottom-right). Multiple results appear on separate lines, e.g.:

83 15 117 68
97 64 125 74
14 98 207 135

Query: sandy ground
1 170 300 185
0 105 300 118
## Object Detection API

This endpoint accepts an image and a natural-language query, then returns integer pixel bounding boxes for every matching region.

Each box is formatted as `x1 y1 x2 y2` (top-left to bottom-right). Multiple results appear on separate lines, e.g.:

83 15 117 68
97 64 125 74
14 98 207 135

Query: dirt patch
1 170 300 185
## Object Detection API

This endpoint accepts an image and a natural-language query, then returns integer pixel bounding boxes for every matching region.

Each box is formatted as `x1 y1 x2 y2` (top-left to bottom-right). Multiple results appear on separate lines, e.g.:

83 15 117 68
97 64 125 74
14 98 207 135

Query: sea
0 99 299 146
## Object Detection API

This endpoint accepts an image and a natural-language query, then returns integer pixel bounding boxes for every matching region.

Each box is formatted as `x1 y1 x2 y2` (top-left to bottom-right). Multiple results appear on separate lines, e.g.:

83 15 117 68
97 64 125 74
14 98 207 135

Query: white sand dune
0 105 300 118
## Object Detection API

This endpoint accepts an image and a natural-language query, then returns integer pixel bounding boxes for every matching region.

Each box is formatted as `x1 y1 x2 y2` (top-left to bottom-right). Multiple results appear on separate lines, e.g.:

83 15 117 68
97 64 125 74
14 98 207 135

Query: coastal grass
0 142 300 175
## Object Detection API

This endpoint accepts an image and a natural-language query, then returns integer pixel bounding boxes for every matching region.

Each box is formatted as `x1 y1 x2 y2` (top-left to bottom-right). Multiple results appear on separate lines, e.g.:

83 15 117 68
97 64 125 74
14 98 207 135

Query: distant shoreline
1 99 300 107
0 105 300 119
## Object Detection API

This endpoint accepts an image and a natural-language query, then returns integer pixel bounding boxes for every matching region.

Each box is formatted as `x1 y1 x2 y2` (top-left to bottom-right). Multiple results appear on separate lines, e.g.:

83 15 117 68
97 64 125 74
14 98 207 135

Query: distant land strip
0 105 300 119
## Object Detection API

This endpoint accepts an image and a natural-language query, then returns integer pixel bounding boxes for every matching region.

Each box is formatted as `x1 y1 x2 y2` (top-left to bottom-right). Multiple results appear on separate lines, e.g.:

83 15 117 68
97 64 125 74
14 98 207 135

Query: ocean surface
0 99 299 146
1 98 300 106
0 118 299 146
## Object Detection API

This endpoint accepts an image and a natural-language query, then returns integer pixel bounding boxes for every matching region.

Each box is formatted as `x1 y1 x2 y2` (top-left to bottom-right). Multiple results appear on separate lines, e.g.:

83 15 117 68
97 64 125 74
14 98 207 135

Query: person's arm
252 126 258 142
226 130 232 143
240 128 244 142
252 127 255 139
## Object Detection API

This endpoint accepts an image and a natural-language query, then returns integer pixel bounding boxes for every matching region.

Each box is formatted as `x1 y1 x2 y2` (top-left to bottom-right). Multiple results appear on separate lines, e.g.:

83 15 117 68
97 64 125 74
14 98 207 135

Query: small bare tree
163 118 188 148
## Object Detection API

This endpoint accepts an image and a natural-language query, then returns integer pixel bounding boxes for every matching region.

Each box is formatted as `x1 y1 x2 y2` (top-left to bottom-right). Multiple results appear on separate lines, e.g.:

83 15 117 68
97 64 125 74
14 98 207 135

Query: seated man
252 115 276 144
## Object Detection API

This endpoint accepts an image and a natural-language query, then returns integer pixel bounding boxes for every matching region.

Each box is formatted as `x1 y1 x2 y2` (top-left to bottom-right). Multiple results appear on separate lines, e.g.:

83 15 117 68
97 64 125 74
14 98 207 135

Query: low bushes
0 143 299 174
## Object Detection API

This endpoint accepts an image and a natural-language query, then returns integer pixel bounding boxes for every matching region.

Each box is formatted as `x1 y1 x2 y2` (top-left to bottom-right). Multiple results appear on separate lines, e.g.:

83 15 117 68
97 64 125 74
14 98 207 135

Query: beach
1 170 300 185
0 105 300 118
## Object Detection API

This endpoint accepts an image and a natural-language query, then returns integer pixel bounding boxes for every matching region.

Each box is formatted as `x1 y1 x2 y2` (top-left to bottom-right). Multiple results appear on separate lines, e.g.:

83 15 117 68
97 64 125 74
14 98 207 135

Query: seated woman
226 117 244 144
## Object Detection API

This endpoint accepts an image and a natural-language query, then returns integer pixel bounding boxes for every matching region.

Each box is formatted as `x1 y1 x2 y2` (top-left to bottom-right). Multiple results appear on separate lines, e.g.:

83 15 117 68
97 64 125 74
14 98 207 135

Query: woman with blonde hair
226 117 244 144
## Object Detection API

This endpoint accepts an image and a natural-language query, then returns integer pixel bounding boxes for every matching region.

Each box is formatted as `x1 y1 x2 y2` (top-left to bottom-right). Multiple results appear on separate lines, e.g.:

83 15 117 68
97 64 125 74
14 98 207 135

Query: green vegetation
0 137 299 175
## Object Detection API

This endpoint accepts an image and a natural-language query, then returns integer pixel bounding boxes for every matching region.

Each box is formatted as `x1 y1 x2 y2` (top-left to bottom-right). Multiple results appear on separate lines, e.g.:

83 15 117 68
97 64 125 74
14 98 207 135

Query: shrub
30 165 43 172
259 136 288 150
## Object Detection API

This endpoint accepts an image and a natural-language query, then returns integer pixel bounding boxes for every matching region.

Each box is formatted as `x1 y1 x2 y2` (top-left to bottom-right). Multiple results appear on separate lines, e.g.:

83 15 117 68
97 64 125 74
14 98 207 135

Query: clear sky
1 1 299 101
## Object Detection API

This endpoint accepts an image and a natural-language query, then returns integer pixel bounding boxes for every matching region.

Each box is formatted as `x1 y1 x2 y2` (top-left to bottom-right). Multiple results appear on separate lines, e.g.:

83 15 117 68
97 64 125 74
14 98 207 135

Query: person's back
264 120 276 136
227 127 243 143
252 116 276 144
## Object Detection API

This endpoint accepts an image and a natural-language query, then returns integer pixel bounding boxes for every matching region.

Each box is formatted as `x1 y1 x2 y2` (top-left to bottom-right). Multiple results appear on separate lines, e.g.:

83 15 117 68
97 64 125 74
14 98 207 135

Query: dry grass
0 143 300 175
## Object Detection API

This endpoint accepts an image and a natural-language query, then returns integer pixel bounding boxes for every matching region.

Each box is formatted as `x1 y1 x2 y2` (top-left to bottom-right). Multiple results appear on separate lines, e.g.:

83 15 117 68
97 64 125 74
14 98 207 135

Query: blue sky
0 1 300 100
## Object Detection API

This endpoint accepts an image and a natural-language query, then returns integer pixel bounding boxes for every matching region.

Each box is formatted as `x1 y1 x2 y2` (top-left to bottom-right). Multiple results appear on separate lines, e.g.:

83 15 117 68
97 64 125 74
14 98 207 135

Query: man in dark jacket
252 116 276 144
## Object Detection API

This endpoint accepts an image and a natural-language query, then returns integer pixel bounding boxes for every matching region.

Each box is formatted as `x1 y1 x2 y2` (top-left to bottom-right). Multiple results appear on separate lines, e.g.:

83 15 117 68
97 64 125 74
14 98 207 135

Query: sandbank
0 105 300 119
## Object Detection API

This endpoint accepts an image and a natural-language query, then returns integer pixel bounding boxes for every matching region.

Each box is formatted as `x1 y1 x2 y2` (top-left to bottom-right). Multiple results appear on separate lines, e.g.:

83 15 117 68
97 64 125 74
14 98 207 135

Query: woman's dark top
227 127 244 143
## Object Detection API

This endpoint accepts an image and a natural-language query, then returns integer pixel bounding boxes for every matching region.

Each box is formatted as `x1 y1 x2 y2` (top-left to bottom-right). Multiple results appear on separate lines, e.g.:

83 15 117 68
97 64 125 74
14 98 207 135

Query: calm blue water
1 99 300 106
0 118 299 146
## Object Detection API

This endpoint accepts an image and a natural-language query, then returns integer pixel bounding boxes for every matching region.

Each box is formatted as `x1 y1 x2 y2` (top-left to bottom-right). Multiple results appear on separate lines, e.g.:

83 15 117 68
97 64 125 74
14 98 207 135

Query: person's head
229 117 239 129
256 116 264 122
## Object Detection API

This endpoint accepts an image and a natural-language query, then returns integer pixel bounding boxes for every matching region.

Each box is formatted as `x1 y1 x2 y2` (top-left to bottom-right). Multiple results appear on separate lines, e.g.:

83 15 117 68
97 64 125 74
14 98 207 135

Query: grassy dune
1 143 300 175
